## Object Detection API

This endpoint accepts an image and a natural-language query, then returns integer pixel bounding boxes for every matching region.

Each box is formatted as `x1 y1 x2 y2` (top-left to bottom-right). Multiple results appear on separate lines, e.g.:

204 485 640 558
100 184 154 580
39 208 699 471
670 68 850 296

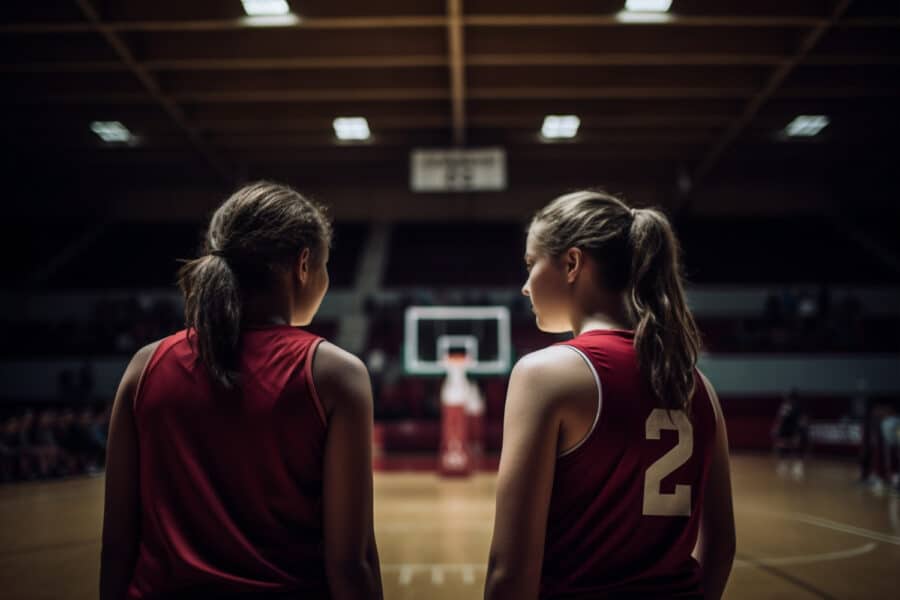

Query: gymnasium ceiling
2 0 899 195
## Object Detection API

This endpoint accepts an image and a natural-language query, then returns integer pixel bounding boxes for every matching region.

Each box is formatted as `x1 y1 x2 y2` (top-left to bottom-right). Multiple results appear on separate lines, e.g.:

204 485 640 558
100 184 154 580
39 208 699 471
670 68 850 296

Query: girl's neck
572 304 632 336
575 318 631 336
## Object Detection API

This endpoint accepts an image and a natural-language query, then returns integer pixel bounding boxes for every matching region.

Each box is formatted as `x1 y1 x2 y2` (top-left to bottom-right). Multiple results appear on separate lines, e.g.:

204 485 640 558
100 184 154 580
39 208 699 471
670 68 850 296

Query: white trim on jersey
557 345 603 458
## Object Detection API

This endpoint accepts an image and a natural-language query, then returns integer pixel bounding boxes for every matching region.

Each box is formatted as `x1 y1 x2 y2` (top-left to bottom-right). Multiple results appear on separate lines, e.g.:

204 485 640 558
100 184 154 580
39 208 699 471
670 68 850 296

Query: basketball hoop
442 352 473 368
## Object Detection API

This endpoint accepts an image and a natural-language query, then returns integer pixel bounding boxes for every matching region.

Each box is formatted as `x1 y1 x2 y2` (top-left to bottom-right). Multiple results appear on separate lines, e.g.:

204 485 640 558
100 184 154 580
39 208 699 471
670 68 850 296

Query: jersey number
643 409 693 517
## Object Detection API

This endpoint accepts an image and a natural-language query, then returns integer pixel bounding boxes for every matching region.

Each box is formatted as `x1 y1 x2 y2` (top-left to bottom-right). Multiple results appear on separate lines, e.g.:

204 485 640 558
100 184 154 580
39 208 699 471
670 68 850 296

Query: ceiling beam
13 130 718 151
73 0 232 185
3 15 899 34
185 114 733 132
688 0 855 192
13 84 897 105
447 0 466 146
466 15 827 27
6 52 900 74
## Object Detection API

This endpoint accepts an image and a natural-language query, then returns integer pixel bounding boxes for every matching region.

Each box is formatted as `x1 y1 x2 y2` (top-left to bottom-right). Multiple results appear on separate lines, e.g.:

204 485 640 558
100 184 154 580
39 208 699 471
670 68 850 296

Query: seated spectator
28 409 61 479
71 406 107 474
54 407 81 476
0 415 20 483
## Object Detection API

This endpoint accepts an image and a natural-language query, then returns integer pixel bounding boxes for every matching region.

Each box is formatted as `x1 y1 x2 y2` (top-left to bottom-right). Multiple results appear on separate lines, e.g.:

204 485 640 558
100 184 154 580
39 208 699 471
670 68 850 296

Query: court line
744 509 900 546
736 552 840 600
462 565 475 584
786 512 900 546
382 563 487 570
734 509 895 599
383 564 486 587
733 542 876 567
376 522 492 532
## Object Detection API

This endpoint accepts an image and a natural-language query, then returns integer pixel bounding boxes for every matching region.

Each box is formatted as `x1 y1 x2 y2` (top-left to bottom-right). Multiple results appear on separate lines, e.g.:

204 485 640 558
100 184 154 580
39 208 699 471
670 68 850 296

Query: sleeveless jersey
540 329 717 599
127 325 328 599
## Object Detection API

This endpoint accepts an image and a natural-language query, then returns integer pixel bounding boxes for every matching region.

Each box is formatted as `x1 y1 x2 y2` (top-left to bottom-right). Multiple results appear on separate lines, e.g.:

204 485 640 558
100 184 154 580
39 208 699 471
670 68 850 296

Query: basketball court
4 0 900 598
0 455 898 599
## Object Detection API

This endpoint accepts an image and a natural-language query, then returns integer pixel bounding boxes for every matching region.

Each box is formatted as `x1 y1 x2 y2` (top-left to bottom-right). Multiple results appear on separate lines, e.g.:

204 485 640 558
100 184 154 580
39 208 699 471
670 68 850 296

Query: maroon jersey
127 325 329 599
540 329 716 599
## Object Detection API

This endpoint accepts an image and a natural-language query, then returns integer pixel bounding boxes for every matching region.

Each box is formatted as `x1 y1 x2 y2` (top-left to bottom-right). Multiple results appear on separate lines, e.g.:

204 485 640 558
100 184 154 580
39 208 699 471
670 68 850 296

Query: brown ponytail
628 208 702 414
176 181 332 391
530 190 702 414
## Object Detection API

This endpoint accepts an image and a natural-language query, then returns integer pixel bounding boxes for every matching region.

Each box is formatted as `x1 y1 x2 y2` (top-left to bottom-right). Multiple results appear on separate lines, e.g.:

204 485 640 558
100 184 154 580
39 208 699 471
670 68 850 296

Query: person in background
772 388 810 479
30 409 60 479
879 405 900 491
0 414 20 482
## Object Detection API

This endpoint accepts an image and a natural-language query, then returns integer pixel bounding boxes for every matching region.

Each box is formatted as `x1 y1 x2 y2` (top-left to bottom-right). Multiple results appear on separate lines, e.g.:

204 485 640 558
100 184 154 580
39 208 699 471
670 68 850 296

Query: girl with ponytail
101 182 383 600
486 191 735 600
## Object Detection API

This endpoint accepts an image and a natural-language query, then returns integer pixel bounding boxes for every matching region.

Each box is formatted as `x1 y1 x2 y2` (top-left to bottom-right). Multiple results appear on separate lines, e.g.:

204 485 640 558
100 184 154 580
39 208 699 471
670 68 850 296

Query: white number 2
643 409 693 517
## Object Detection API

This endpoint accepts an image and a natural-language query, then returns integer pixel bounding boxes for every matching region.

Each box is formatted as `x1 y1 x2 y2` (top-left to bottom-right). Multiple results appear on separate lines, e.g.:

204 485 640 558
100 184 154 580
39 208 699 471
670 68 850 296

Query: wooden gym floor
1 454 899 599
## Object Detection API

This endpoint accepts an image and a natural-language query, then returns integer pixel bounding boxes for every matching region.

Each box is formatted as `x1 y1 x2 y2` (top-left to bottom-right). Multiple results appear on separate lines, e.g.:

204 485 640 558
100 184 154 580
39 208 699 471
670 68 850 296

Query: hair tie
209 249 228 258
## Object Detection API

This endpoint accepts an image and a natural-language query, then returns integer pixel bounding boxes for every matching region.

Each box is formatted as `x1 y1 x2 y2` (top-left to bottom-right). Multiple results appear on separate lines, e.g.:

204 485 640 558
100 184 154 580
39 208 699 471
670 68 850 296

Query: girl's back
541 329 716 598
129 325 328 598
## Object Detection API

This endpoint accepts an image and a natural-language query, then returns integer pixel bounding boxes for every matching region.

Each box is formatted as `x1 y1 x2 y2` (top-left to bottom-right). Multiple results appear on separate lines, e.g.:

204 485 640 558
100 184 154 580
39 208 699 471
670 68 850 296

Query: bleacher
25 220 367 291
677 216 899 284
383 222 526 287
3 214 898 460
2 218 95 288
47 222 205 290
326 222 368 288
695 315 900 353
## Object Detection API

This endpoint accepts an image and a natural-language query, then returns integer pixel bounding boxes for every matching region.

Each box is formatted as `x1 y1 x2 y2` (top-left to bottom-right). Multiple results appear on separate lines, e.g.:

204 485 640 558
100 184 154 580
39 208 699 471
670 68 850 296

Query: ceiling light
541 115 580 139
616 11 673 23
785 115 830 137
90 121 134 143
241 14 300 26
241 0 290 16
618 0 673 22
333 117 371 141
625 0 673 11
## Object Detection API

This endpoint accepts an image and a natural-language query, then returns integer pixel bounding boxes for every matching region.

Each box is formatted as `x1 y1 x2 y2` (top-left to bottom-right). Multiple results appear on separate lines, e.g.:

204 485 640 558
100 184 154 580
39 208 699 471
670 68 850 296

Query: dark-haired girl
100 182 383 599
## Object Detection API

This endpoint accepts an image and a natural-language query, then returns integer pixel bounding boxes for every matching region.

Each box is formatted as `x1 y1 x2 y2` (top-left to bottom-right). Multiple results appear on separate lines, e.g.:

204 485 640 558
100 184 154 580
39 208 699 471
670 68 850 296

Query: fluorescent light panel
90 121 133 143
785 115 830 137
333 117 371 141
625 0 673 11
241 14 300 27
541 115 580 139
616 10 672 23
241 0 290 16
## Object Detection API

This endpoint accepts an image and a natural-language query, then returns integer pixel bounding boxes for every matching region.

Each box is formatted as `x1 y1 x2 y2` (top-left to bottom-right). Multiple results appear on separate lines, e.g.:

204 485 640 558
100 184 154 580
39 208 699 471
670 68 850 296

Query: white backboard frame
404 306 512 375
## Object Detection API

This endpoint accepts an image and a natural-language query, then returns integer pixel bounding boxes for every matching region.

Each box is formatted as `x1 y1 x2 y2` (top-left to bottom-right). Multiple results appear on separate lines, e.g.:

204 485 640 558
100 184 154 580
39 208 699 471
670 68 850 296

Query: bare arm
693 372 736 600
99 341 159 600
314 342 383 600
486 349 581 600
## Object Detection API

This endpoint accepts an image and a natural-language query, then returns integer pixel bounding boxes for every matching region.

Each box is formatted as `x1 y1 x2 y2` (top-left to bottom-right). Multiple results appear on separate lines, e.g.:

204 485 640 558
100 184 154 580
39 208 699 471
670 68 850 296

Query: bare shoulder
508 346 594 414
697 369 723 420
112 339 164 416
123 340 163 385
312 341 367 381
311 341 371 415
135 340 163 363
514 345 586 379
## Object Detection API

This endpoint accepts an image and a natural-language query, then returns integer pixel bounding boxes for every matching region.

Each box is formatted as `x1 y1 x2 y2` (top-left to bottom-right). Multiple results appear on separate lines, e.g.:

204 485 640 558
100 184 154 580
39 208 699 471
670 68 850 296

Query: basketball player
100 182 383 599
485 191 735 599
